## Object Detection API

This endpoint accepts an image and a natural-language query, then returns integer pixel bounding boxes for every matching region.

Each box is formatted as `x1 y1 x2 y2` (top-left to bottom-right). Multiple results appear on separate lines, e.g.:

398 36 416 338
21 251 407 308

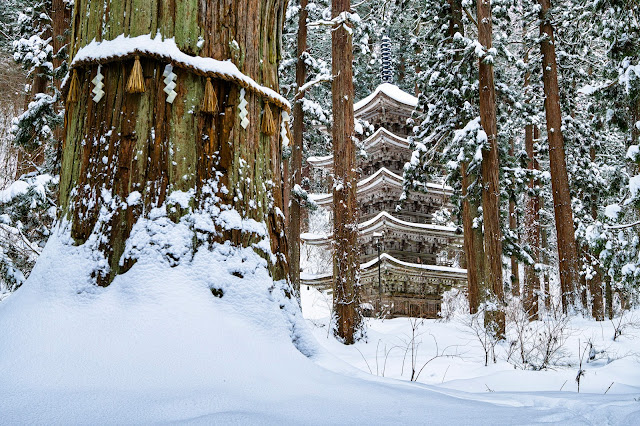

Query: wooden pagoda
301 82 467 318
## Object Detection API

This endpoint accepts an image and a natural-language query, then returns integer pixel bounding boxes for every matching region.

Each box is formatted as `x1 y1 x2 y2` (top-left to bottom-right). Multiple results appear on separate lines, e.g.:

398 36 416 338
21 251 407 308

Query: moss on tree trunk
60 0 289 285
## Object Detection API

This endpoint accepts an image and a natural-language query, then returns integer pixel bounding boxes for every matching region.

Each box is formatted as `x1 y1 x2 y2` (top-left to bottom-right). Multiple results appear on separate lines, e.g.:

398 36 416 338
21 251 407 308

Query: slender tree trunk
538 0 579 312
509 139 520 297
283 156 290 228
477 0 505 337
587 149 604 320
632 96 640 147
449 0 484 315
331 0 361 344
462 162 485 313
60 0 289 285
606 276 614 319
288 0 308 296
52 0 72 172
524 124 540 320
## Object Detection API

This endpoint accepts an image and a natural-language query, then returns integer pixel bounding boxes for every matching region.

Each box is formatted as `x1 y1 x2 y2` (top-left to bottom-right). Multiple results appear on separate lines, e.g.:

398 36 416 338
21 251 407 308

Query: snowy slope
0 230 639 424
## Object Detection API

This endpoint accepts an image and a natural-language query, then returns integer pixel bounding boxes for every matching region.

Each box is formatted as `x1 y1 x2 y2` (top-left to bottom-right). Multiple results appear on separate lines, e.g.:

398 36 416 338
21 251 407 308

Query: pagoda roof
300 253 467 287
354 83 418 114
301 211 457 246
308 168 452 206
307 127 411 169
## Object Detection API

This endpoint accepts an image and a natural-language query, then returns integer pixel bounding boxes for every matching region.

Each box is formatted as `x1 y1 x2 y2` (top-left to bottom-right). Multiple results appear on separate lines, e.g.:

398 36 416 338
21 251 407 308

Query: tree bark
331 0 361 344
462 162 485 313
476 0 505 336
523 124 540 319
509 139 520 297
288 0 308 296
588 148 604 320
449 0 485 315
60 0 289 285
538 0 580 312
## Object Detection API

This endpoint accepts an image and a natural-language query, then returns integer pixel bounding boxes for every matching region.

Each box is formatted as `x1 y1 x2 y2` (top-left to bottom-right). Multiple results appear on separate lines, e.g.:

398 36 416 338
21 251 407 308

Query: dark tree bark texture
331 0 361 344
476 0 505 336
288 0 308 296
524 124 540 319
538 0 580 312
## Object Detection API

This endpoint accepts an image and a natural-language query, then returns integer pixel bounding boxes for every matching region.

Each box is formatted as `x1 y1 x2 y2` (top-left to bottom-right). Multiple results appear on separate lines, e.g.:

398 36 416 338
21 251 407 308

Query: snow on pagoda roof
307 128 411 169
361 253 466 275
309 168 452 206
301 211 457 246
354 83 418 112
300 253 467 284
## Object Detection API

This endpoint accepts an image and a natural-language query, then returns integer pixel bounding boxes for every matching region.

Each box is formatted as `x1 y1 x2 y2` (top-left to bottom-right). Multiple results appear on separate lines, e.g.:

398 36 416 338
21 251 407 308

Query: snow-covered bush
438 287 468 322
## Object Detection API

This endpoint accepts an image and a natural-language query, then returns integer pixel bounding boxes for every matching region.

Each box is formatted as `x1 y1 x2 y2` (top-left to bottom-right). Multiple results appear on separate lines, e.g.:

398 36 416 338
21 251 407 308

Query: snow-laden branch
295 74 333 100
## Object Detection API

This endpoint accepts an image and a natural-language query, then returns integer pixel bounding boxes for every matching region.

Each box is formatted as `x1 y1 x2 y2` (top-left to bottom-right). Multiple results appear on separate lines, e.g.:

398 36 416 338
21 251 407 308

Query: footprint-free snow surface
0 232 639 424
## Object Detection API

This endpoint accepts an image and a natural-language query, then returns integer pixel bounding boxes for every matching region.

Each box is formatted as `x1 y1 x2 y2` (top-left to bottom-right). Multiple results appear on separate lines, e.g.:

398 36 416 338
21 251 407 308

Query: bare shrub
505 300 571 370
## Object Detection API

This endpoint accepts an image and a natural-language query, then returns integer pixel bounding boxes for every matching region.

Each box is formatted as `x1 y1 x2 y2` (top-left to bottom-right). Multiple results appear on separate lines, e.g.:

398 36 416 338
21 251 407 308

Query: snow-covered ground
0 230 639 424
303 286 640 393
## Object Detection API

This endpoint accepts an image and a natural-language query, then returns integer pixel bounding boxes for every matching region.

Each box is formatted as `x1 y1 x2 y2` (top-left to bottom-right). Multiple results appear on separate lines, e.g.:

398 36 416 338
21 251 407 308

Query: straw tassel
261 103 276 135
201 77 218 115
126 56 145 94
67 69 80 104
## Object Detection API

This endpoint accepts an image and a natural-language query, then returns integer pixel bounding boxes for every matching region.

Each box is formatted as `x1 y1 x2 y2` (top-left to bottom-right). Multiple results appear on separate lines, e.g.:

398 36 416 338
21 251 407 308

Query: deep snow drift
0 228 639 424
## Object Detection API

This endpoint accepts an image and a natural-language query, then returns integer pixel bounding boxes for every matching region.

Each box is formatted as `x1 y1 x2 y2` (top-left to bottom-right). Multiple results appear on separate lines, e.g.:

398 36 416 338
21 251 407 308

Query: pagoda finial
380 34 393 84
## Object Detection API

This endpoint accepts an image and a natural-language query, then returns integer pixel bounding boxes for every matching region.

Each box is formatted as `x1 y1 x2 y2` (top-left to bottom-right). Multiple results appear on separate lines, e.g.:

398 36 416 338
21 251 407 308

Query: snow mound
1 227 639 423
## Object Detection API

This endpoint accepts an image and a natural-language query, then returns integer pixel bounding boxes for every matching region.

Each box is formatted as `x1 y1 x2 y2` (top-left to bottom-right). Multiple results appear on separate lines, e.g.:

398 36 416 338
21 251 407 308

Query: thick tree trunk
476 0 505 336
331 0 361 344
288 0 308 296
523 124 540 319
60 0 289 285
538 0 580 312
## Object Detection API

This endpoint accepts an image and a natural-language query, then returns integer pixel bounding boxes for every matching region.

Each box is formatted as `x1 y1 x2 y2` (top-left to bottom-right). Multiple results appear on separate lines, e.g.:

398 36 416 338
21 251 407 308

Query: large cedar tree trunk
288 0 308 295
538 0 580 312
477 0 505 336
60 0 289 285
331 0 361 344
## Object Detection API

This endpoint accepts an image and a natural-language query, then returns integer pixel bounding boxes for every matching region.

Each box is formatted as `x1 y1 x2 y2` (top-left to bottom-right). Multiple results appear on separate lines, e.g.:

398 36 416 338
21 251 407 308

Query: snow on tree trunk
538 0 579 312
462 162 485 314
509 139 520 298
59 0 289 286
588 147 604 321
331 0 361 344
524 124 540 320
476 0 505 337
288 0 308 296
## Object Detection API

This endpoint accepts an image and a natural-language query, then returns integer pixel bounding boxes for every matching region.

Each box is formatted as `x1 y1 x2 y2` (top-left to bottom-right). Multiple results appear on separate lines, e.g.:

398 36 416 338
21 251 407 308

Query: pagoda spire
381 34 393 84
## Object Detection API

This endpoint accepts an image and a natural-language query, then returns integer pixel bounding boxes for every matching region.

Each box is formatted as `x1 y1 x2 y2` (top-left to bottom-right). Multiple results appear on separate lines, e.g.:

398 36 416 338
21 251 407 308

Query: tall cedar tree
477 0 505 336
332 0 361 344
538 0 579 312
59 0 289 285
288 0 308 296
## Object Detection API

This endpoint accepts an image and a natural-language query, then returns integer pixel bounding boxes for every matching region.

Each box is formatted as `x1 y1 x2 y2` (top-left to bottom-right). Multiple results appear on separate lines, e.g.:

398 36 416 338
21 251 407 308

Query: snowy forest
0 0 639 423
